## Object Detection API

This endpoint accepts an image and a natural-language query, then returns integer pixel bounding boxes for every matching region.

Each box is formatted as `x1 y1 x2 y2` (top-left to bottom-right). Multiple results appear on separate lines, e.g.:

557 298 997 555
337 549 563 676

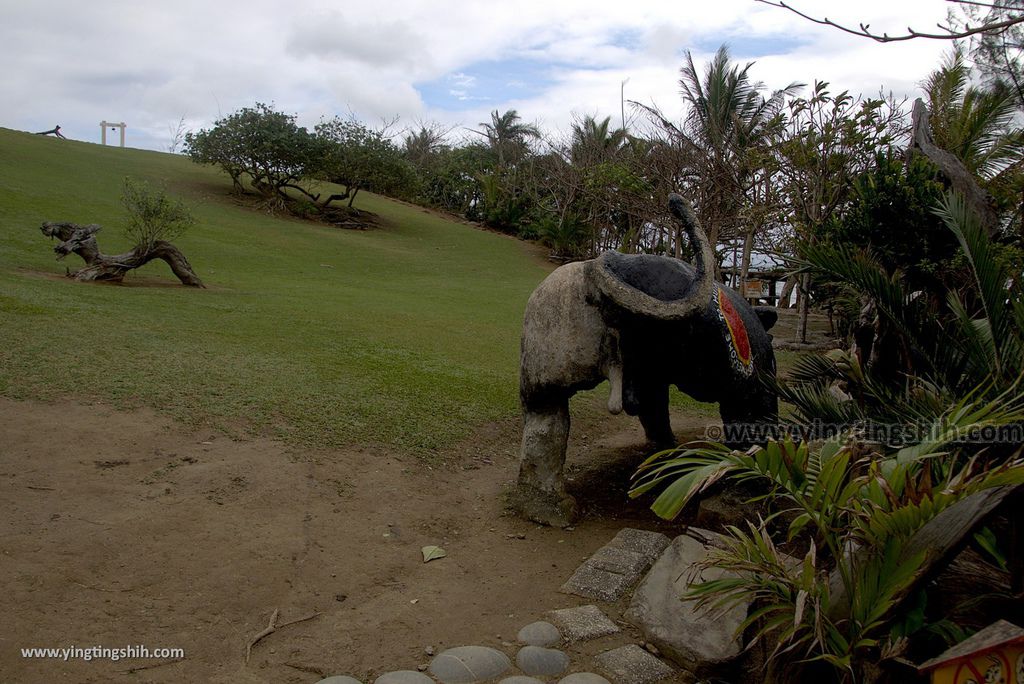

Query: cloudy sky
1 1 954 151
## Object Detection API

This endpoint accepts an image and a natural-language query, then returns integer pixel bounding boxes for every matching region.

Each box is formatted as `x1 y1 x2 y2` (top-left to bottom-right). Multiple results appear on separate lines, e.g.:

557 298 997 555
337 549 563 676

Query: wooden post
100 120 107 145
797 273 810 343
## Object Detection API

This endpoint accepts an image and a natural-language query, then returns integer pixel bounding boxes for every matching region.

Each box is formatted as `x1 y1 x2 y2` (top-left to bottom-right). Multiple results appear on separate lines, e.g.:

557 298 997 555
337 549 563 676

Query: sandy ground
0 397 711 683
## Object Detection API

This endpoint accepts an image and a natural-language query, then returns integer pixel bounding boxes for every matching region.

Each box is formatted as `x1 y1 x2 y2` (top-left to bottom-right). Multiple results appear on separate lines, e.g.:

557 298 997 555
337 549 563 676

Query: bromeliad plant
630 396 1024 683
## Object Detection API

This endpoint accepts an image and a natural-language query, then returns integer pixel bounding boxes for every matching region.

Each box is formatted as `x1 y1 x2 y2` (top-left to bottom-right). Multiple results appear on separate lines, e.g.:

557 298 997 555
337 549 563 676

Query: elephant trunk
667 193 714 297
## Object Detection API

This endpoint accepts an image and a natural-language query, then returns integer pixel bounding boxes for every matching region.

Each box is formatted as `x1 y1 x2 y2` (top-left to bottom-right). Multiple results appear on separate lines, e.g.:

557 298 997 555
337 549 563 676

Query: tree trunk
778 275 797 309
40 222 204 287
852 295 876 366
796 273 810 343
739 226 754 284
320 192 351 207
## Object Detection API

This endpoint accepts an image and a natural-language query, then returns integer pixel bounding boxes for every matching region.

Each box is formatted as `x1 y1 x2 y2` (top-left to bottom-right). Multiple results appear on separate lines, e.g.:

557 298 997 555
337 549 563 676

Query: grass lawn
0 128 726 455
0 128 560 452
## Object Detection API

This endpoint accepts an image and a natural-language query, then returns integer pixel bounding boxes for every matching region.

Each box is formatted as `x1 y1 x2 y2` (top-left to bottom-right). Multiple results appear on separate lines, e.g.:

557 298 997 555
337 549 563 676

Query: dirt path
0 398 709 683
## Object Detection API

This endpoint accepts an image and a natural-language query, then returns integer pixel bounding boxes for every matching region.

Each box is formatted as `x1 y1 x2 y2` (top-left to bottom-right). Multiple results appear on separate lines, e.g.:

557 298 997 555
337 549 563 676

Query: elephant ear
587 194 715 322
753 306 778 332
589 253 709 321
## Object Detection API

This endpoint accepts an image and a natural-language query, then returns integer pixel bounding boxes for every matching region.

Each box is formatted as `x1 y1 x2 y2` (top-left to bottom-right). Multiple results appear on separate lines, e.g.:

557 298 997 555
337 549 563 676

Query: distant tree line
184 34 1024 339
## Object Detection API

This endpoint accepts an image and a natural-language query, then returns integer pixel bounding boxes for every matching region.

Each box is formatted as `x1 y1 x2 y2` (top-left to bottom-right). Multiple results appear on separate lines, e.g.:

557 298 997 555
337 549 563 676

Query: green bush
120 177 195 249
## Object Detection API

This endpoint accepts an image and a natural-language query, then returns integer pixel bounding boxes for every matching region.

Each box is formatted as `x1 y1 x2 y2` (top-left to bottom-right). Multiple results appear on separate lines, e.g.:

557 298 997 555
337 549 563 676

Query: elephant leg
515 399 578 527
638 384 675 449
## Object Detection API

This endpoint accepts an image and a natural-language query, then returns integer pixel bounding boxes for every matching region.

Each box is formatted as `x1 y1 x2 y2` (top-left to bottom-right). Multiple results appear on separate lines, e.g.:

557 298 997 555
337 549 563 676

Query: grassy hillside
0 128 560 452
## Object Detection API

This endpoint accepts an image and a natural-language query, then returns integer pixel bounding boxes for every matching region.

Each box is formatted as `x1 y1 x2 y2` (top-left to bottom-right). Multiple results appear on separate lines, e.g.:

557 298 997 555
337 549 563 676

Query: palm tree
475 109 540 167
558 114 635 253
926 44 1024 181
676 46 800 264
403 124 448 166
569 114 627 166
680 46 790 161
469 110 542 232
783 190 1024 427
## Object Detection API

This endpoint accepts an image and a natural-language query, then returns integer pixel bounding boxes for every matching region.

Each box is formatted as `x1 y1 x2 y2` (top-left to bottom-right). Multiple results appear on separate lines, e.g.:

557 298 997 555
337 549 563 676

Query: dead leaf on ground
421 545 446 563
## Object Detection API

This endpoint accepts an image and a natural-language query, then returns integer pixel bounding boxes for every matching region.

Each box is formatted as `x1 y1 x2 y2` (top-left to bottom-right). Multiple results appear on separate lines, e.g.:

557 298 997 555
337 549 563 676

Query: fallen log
40 221 204 287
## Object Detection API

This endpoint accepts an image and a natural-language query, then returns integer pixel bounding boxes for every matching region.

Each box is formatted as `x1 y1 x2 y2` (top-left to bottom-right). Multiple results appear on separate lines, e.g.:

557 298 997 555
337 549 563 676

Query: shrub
121 178 195 249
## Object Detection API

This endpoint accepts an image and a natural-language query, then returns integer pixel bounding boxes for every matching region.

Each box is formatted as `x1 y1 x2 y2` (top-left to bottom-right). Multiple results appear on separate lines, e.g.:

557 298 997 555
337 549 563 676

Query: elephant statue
514 194 779 526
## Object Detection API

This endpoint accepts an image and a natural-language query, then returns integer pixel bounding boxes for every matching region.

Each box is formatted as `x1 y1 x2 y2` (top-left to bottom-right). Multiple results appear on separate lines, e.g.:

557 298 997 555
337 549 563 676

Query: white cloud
285 13 431 70
0 0 953 151
450 73 477 88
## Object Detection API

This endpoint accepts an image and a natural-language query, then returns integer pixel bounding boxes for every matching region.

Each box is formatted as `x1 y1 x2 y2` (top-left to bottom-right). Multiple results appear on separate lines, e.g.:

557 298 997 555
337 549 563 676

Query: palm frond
798 242 942 376
934 190 1019 381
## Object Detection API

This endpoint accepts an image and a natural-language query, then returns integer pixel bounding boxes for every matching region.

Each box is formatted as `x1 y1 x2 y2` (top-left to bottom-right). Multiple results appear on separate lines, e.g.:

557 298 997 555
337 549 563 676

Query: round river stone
516 646 570 677
499 678 545 684
429 645 512 683
516 620 561 647
558 675 612 684
374 671 433 684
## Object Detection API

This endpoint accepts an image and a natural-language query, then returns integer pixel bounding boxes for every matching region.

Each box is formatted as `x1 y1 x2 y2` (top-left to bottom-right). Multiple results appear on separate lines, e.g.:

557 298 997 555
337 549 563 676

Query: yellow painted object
919 621 1024 684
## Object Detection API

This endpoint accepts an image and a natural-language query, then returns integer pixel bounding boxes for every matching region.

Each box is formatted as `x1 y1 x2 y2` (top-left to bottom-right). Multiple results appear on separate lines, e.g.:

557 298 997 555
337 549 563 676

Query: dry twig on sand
244 608 321 663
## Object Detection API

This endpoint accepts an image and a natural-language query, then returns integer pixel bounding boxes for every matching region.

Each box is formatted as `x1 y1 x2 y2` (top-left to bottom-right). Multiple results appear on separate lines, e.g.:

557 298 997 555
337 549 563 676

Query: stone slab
561 562 637 602
547 605 620 642
562 530 667 602
593 645 674 684
605 529 671 562
588 546 651 577
624 530 745 679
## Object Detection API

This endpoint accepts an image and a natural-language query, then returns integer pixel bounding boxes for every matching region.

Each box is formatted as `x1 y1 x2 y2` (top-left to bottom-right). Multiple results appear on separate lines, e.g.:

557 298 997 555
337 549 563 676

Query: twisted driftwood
40 221 204 287
908 98 999 234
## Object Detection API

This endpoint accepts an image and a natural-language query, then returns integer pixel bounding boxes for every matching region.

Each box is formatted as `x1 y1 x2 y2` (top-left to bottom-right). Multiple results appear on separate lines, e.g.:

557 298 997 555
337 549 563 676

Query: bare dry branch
755 0 1024 42
244 609 321 664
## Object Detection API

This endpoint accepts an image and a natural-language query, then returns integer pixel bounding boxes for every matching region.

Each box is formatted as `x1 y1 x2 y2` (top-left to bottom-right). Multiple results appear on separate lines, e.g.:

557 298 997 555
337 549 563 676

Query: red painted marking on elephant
717 291 751 367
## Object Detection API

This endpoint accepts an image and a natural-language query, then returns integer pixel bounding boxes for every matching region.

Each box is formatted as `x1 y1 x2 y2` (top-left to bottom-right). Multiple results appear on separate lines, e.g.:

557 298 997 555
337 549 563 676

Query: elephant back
588 252 713 322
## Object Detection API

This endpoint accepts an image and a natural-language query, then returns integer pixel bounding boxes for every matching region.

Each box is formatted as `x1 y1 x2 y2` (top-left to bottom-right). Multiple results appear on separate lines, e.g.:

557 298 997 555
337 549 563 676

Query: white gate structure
99 121 126 147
